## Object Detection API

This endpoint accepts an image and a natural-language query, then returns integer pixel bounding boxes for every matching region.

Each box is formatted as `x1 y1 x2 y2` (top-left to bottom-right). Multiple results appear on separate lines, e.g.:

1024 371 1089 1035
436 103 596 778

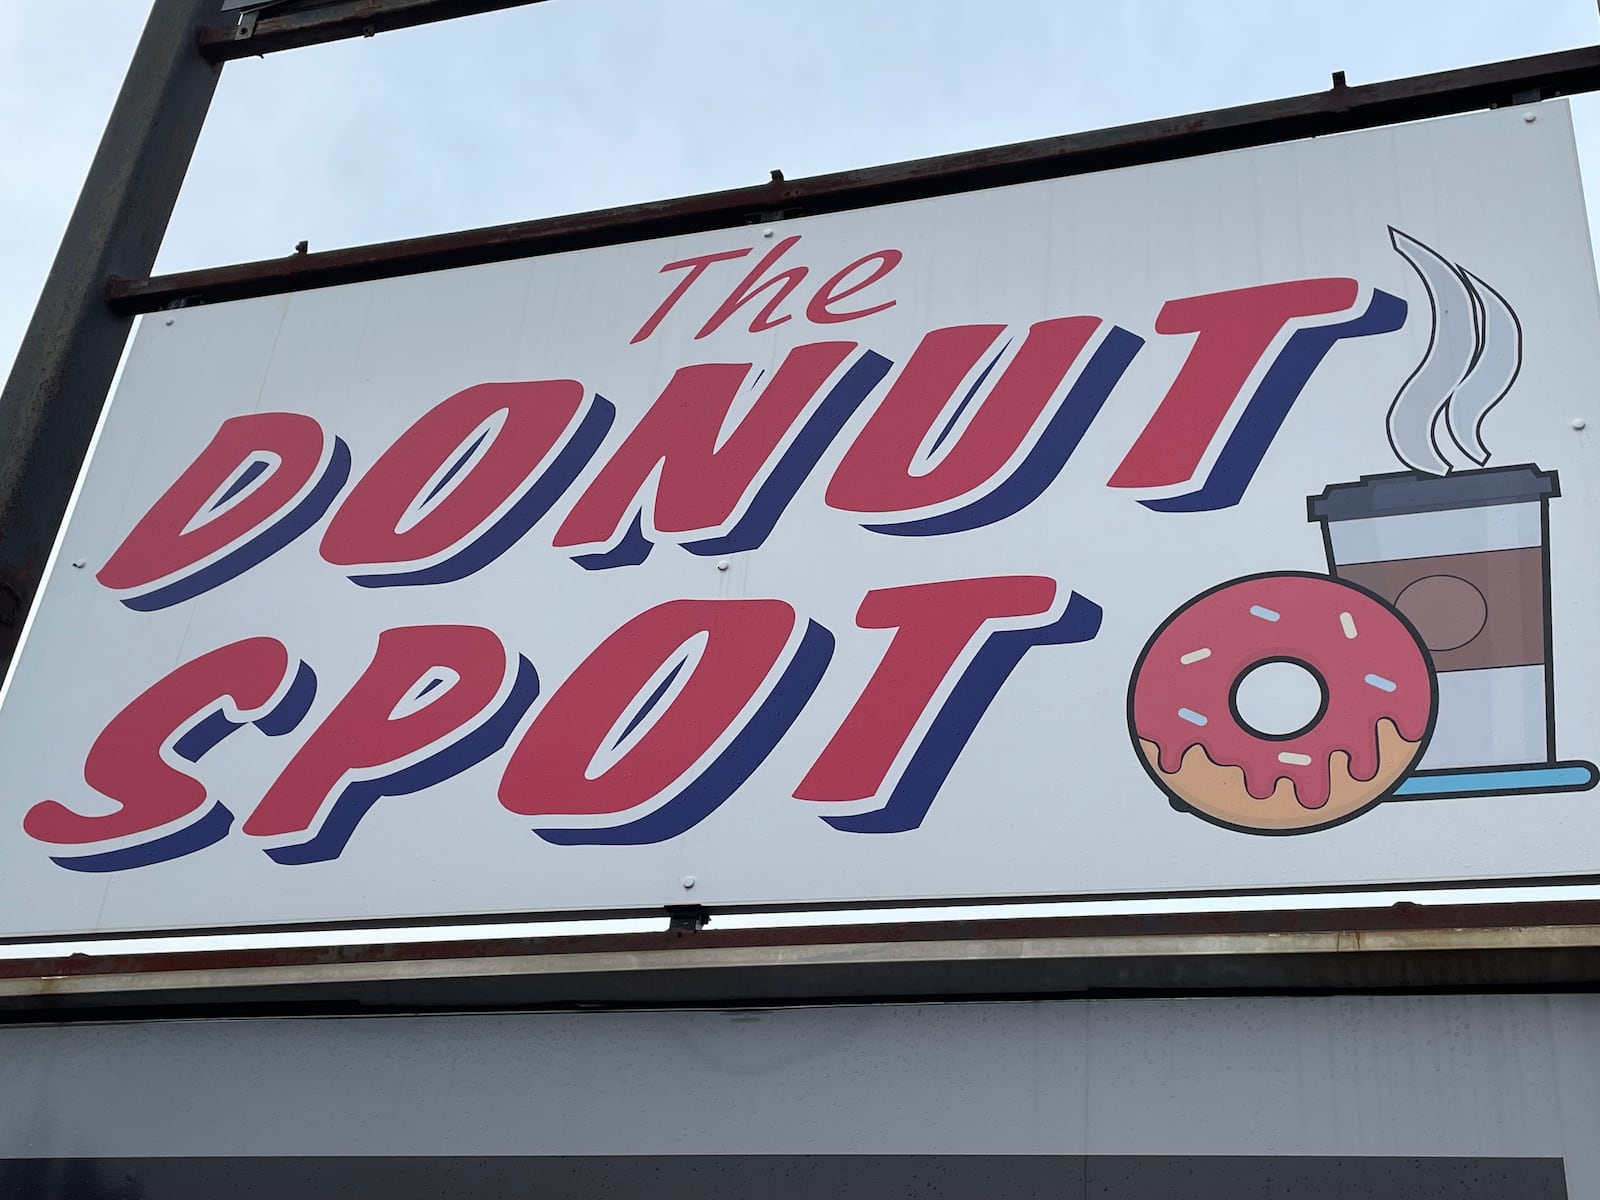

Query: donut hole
1229 657 1328 741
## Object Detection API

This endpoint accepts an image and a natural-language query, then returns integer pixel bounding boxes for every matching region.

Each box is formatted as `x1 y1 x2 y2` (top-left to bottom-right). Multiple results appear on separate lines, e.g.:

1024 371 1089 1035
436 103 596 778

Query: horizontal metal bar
5 900 1600 1019
110 44 1600 315
11 924 1600 1002
199 0 553 62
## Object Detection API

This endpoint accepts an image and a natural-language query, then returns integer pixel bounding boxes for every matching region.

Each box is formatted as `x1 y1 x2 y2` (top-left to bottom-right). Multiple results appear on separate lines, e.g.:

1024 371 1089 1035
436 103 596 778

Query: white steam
1386 228 1523 475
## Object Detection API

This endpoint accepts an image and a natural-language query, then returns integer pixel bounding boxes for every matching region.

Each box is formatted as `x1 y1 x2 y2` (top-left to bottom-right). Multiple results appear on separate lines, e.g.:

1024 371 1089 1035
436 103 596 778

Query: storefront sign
1 104 1597 936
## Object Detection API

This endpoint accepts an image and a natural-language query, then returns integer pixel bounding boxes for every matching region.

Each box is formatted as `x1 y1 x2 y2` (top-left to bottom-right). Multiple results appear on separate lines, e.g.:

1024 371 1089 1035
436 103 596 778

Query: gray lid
1307 464 1559 522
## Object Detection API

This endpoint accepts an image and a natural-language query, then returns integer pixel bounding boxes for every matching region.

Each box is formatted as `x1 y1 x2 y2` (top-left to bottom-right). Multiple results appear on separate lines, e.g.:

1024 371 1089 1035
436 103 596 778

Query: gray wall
0 994 1596 1195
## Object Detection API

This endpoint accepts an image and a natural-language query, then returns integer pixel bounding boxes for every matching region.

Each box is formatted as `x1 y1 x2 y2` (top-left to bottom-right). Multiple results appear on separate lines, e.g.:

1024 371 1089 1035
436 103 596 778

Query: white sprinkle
1364 673 1397 692
1340 611 1357 639
1249 605 1280 622
1178 708 1208 727
1278 751 1313 767
1179 648 1212 665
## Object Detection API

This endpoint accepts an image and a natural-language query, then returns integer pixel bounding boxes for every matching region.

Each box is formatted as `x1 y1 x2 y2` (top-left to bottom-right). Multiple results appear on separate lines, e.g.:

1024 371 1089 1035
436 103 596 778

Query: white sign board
3 104 1599 938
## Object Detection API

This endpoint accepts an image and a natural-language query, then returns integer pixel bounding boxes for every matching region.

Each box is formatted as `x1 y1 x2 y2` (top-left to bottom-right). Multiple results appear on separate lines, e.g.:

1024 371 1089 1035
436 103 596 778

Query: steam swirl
1386 228 1523 475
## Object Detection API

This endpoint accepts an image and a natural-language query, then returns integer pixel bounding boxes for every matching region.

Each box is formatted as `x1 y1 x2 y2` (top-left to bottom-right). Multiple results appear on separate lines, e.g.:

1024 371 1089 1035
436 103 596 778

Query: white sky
1 2 1599 953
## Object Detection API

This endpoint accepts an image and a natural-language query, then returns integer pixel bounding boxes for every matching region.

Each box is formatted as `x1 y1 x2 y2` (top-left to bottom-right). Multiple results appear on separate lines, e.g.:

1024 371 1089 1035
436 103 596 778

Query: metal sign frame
2 897 1600 1019
0 1 555 680
6 7 1600 993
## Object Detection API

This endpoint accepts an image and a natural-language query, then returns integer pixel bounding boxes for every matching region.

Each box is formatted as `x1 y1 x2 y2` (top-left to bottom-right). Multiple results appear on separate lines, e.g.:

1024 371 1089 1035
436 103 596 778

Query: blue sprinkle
1178 707 1208 727
1364 673 1397 692
1249 605 1280 622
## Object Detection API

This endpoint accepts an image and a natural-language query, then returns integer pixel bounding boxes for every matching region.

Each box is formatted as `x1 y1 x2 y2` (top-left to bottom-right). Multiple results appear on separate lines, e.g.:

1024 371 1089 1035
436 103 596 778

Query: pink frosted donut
1129 572 1435 832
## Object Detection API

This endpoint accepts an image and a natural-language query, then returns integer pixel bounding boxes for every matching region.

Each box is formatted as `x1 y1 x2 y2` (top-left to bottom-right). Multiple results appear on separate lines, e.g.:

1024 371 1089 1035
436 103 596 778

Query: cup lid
1307 464 1558 522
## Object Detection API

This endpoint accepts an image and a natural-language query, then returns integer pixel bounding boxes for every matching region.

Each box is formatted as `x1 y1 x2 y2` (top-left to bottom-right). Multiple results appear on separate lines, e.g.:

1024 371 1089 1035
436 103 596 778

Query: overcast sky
1 3 1599 949
3 1 1600 381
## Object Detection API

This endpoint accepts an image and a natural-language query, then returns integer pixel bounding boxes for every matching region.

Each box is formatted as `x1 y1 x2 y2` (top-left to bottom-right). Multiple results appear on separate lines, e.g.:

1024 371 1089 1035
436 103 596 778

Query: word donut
1129 572 1435 833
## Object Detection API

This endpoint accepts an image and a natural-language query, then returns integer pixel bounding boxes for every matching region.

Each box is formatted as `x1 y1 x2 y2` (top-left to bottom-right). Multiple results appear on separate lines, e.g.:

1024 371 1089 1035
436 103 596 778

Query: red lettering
320 380 585 576
630 247 752 344
695 236 807 339
805 249 901 324
244 625 508 840
1108 278 1359 489
827 319 1098 514
500 599 796 818
553 341 853 550
97 413 332 596
24 638 291 845
795 577 1055 803
631 240 902 342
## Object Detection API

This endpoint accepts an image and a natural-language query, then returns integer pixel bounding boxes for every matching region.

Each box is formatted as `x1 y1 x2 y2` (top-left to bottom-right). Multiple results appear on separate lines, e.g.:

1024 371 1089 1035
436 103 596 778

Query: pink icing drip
1135 575 1431 811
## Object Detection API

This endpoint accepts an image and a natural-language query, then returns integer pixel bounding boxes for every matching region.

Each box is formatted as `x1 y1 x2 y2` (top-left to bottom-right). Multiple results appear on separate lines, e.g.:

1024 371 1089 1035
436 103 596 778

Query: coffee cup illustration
1130 229 1596 834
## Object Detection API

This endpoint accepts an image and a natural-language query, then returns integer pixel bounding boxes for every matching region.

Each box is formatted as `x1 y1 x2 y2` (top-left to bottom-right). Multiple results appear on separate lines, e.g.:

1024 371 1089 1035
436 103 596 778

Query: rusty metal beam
5 900 1600 1019
200 0 555 61
0 0 221 679
110 43 1600 315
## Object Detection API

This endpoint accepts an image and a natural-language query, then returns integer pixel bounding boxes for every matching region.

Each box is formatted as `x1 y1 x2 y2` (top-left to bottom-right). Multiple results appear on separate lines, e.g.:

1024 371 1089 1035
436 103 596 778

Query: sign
2 104 1598 938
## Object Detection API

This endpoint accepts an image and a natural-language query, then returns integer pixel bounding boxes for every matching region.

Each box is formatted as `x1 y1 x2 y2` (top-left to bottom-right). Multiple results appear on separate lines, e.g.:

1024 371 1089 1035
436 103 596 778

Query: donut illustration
1129 572 1436 833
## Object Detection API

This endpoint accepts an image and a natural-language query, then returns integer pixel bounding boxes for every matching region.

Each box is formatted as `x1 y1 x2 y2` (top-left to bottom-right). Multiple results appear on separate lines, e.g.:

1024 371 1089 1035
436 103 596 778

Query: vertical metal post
0 0 222 676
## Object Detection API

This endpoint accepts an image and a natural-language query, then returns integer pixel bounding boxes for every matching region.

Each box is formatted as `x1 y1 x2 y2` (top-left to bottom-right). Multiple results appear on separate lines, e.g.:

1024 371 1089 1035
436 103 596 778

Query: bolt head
716 560 731 571
681 874 697 889
1573 418 1587 430
762 228 775 238
1524 111 1537 123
